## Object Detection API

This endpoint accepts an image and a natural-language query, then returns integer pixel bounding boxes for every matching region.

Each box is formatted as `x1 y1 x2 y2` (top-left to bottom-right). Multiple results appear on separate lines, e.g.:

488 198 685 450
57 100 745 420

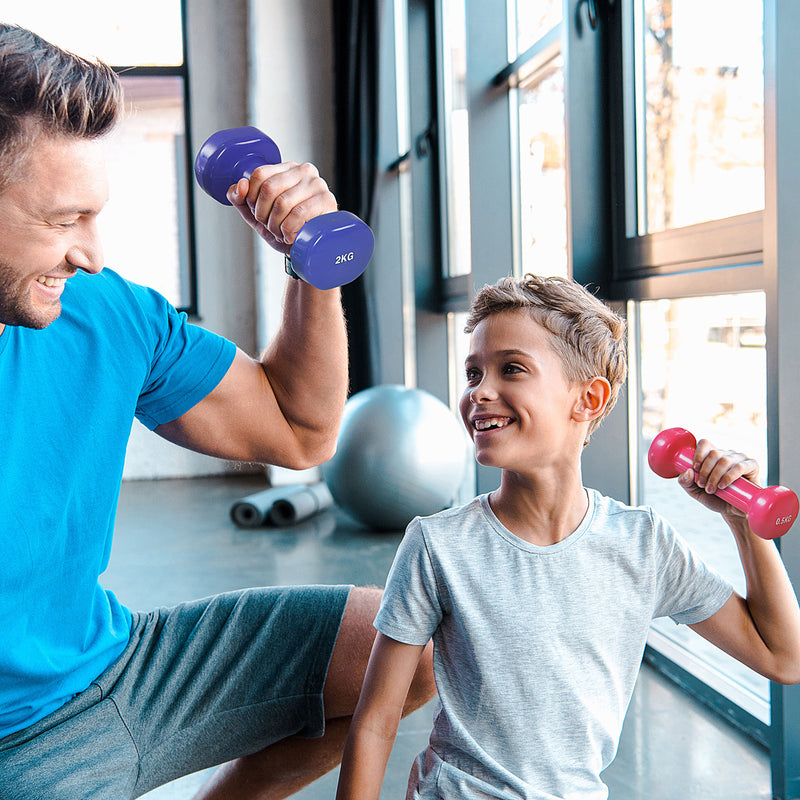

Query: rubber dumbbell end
748 486 799 539
289 211 375 290
647 427 696 479
194 126 281 206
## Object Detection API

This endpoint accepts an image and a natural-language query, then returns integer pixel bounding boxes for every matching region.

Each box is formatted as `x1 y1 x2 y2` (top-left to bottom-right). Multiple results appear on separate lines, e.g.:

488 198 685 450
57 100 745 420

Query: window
4 2 195 312
517 54 568 277
439 0 472 279
635 292 769 728
617 0 764 283
636 0 764 234
507 0 569 279
516 0 562 52
614 0 770 741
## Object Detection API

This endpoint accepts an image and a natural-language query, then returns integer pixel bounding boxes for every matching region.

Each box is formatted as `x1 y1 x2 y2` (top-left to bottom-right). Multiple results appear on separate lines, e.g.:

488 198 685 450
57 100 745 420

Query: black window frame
108 0 197 316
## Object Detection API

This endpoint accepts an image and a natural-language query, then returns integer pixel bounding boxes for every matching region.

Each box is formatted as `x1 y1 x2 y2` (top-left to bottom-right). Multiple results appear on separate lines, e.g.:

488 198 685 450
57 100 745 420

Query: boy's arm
681 439 800 684
336 633 428 800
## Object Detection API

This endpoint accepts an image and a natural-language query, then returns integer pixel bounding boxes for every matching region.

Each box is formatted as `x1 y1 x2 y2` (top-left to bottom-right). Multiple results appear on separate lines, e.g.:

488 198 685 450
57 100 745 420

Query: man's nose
66 223 104 274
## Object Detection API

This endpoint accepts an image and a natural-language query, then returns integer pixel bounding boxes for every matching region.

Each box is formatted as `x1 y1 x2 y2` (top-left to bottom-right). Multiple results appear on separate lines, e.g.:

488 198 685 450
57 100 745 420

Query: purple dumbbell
194 126 374 290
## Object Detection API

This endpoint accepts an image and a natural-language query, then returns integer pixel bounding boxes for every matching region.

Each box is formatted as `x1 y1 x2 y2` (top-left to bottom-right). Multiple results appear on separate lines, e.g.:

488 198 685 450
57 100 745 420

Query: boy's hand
678 438 760 523
226 161 338 255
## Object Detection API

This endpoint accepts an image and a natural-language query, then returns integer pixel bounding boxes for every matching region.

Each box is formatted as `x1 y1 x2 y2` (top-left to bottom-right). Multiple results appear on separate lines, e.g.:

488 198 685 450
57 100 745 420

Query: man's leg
192 587 435 800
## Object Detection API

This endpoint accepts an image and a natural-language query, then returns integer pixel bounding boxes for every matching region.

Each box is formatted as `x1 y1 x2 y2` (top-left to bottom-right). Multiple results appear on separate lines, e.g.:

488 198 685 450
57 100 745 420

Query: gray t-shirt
375 489 733 800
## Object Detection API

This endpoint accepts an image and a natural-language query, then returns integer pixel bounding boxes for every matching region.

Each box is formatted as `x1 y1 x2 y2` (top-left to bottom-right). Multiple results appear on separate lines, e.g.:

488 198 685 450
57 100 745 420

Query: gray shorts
0 584 352 799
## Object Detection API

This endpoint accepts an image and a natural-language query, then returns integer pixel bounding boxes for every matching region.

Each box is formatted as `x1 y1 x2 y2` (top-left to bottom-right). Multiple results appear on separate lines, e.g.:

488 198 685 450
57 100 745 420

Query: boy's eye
465 367 480 382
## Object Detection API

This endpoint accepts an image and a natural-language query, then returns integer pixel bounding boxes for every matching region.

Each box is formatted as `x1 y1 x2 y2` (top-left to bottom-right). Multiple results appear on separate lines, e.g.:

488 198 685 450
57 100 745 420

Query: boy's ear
572 377 611 422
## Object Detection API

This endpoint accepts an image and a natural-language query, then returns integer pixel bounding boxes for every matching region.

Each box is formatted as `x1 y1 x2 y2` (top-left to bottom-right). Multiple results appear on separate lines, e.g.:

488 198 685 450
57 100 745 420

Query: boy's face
0 134 108 336
459 309 587 473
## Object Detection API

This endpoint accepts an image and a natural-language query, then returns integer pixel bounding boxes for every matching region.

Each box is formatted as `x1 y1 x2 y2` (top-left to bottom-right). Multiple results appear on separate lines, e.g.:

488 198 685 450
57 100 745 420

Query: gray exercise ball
322 384 472 530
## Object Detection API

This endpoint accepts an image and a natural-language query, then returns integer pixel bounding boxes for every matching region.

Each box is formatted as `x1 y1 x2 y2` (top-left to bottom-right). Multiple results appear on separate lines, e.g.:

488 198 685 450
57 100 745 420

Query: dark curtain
332 0 380 395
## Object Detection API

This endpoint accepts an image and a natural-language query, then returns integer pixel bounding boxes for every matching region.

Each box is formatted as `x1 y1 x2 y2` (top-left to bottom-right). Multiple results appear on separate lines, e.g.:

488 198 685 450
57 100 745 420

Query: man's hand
226 162 338 254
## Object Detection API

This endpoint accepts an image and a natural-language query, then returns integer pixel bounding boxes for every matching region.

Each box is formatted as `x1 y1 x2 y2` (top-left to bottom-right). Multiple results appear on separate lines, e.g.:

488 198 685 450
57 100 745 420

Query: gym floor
102 474 771 800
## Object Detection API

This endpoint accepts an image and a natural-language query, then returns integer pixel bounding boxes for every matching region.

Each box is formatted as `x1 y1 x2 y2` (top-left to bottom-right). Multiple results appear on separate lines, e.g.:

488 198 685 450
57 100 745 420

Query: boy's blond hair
465 274 627 443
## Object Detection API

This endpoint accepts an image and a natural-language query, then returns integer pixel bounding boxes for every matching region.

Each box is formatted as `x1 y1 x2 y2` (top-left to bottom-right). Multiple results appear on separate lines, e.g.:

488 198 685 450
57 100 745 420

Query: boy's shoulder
587 488 660 532
588 487 651 516
407 495 488 540
417 495 486 523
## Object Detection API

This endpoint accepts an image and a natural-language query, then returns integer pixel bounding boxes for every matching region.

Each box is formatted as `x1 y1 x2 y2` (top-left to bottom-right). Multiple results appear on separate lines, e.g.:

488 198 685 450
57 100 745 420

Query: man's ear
572 377 611 423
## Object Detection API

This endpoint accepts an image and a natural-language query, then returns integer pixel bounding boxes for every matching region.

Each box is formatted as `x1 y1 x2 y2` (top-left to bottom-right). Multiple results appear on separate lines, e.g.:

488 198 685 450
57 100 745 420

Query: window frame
608 0 765 300
108 0 197 316
606 0 781 753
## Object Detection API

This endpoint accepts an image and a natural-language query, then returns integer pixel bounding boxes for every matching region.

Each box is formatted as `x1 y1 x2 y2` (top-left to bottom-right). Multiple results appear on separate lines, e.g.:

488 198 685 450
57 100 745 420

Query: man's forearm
260 278 349 463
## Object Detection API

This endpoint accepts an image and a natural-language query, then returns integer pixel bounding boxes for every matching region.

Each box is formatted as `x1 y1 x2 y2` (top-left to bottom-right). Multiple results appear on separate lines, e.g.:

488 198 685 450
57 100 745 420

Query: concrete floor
102 475 771 800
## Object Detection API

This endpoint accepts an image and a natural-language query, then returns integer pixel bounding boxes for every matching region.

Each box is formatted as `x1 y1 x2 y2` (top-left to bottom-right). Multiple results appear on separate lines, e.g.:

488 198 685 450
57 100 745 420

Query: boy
335 274 800 800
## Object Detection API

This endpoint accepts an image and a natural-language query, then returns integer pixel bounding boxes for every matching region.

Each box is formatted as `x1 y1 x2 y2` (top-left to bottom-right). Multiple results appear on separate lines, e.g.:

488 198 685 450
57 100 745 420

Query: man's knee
322 586 381 717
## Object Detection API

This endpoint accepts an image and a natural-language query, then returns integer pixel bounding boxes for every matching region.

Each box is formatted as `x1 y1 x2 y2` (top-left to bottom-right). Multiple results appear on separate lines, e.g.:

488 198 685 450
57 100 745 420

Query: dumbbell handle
648 427 799 539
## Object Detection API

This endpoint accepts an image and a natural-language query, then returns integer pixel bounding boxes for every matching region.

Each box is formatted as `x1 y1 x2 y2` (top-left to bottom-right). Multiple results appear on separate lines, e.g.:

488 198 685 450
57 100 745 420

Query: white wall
122 0 335 480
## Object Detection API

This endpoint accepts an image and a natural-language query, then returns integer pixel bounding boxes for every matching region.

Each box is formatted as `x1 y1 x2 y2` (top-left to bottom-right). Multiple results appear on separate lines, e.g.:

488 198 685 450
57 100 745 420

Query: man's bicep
154 348 297 465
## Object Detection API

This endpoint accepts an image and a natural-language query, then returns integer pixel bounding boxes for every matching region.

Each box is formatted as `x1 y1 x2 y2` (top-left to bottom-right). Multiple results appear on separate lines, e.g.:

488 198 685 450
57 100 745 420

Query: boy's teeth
475 417 510 431
36 276 66 287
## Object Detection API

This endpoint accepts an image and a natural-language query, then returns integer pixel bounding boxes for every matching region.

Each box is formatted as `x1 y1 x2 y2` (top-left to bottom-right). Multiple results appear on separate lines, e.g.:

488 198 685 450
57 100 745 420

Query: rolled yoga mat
229 484 307 528
268 482 334 526
229 483 334 528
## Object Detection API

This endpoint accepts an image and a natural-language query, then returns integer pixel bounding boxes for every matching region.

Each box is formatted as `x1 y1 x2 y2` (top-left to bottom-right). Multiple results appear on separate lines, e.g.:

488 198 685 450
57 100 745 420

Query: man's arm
155 161 348 468
336 634 428 800
683 440 800 684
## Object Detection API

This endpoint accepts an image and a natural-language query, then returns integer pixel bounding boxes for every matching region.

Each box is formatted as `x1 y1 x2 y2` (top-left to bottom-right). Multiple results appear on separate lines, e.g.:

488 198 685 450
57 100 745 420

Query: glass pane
639 292 769 719
100 76 191 308
441 0 472 277
638 0 764 233
518 55 568 278
2 2 183 65
448 311 471 416
448 311 477 504
514 0 563 53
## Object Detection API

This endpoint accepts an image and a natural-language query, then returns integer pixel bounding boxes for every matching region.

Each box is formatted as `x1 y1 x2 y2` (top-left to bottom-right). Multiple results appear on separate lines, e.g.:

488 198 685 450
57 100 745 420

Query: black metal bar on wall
332 0 381 395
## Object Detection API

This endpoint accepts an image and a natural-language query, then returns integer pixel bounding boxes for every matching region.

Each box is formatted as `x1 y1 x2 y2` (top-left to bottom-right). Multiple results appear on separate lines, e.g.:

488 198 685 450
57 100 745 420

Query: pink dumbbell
647 427 799 540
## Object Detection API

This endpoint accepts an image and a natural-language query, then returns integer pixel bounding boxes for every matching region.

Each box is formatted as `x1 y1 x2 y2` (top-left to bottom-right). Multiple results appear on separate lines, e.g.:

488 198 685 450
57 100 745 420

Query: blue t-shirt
0 269 236 738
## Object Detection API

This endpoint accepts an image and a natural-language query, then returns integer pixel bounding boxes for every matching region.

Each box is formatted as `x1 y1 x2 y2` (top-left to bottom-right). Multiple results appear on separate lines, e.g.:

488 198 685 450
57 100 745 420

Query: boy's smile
459 309 587 474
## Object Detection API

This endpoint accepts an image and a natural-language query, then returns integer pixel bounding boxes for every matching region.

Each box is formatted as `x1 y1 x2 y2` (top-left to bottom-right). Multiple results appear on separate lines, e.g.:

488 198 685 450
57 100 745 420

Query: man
0 23 433 800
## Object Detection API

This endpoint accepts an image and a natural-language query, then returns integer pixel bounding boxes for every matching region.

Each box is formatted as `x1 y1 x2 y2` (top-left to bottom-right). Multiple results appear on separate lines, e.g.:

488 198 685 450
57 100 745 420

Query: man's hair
0 24 122 192
466 273 628 443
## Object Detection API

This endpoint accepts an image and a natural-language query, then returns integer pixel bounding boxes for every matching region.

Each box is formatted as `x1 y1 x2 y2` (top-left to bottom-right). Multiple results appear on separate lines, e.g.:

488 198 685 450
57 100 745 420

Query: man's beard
0 266 63 330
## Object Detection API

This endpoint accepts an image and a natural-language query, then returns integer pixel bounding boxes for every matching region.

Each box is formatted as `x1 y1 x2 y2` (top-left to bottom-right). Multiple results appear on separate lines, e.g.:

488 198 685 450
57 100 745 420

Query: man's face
0 134 108 335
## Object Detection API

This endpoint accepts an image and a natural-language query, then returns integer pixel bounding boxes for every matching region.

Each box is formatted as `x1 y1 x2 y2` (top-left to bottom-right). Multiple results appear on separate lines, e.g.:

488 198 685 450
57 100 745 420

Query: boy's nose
470 378 498 403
